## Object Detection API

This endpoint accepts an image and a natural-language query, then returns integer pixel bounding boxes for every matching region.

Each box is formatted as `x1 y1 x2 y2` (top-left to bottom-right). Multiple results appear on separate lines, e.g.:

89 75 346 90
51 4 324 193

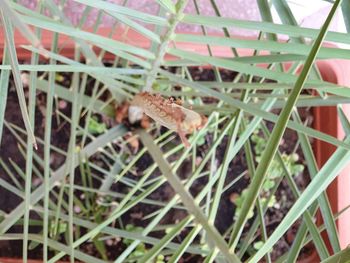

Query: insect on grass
131 92 207 148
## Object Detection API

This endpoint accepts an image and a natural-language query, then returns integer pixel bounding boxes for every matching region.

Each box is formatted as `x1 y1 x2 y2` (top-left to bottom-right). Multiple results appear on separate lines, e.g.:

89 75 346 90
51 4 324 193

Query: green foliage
87 117 107 134
233 131 304 220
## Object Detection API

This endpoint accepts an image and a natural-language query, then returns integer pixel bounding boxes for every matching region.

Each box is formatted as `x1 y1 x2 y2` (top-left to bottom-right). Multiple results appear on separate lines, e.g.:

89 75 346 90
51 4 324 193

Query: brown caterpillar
131 92 206 148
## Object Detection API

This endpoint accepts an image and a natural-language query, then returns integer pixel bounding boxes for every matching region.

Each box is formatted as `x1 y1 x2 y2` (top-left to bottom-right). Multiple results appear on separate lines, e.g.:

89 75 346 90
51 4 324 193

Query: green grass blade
0 63 146 74
0 177 23 198
292 111 341 254
18 14 154 61
229 0 342 253
168 48 339 88
174 34 350 60
321 244 350 263
23 16 42 262
0 45 10 145
138 216 192 263
73 0 168 25
160 70 350 151
250 135 350 262
0 0 41 48
0 9 36 147
42 32 59 261
182 14 350 45
337 106 350 135
341 0 350 32
257 0 277 41
261 122 330 259
156 0 176 14
167 226 202 263
106 12 160 43
144 0 189 91
1 233 106 263
138 129 241 263
0 125 127 234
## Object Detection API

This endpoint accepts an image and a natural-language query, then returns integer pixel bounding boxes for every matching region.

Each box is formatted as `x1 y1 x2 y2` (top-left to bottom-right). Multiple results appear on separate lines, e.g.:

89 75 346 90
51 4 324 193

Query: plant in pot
0 0 350 262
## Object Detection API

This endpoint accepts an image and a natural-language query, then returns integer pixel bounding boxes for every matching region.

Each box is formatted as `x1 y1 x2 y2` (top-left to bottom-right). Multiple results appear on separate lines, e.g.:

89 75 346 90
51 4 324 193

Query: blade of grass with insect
160 70 350 151
138 129 241 263
2 0 350 260
229 0 342 253
115 137 198 260
115 116 226 262
0 9 37 148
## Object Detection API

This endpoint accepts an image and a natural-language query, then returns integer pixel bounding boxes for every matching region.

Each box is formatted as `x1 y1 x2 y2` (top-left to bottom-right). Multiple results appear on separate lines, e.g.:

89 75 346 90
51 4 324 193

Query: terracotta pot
1 27 349 261
313 59 350 250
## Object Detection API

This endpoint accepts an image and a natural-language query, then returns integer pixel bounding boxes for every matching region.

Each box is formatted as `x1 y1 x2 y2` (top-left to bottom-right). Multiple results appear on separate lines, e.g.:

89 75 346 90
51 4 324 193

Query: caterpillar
131 92 206 147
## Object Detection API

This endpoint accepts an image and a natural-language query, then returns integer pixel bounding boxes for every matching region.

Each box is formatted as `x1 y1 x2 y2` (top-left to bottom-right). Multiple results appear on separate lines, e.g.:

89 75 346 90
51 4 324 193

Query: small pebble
58 100 68 109
229 193 239 204
106 239 114 246
74 206 81 213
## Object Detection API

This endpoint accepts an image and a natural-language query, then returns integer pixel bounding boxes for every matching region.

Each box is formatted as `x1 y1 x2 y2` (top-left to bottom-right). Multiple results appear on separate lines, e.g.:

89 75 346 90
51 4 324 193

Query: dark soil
0 68 313 261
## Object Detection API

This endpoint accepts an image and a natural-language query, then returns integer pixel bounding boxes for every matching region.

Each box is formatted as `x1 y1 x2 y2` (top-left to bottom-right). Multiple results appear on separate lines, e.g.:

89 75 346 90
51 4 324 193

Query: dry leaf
115 101 130 123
